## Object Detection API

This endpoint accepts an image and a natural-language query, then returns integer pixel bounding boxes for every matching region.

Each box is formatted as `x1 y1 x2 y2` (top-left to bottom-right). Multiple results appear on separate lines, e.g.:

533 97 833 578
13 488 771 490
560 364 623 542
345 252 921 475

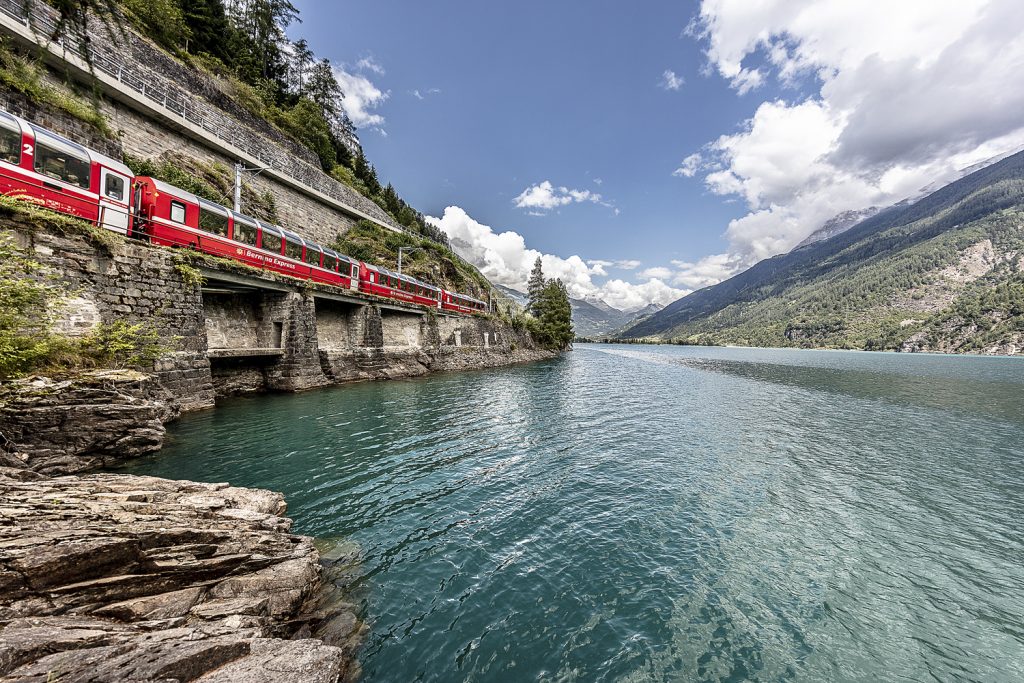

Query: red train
0 109 488 316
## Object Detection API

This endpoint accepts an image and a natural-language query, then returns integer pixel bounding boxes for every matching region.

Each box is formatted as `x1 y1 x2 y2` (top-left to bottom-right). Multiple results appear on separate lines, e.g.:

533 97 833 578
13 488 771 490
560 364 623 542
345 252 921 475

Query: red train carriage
0 109 132 234
133 176 357 289
0 108 489 319
440 290 488 315
358 262 442 309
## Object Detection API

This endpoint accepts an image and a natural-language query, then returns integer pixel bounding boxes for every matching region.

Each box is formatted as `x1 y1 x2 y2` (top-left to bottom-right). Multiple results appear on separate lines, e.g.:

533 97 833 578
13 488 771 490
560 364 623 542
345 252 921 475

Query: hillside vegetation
15 0 501 297
623 151 1024 354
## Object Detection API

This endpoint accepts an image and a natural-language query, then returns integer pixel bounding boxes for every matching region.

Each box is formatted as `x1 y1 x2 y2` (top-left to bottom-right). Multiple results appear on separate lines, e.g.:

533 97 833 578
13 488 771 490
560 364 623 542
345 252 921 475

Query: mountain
794 207 883 248
793 148 1024 250
496 284 663 337
568 297 625 337
494 284 529 309
620 149 1024 355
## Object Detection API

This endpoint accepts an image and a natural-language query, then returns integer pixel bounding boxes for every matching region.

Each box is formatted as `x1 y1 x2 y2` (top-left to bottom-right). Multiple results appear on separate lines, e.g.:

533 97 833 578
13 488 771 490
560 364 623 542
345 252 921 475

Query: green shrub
77 321 165 368
0 39 112 137
0 234 62 379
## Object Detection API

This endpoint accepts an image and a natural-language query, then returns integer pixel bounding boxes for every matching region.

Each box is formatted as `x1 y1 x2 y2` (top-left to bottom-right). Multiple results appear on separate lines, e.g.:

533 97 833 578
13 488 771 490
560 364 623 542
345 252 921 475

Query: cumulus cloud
684 0 1024 267
513 180 611 213
586 259 642 276
426 207 686 310
335 58 390 131
661 70 685 91
670 253 746 290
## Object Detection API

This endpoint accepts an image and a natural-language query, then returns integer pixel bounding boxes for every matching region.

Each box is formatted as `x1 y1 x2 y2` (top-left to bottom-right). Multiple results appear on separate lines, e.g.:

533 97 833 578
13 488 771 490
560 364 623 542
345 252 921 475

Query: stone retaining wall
8 220 216 413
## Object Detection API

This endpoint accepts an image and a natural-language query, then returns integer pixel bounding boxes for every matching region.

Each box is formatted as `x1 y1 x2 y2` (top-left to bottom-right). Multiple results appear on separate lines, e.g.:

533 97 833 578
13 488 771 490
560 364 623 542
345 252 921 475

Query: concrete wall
381 311 423 348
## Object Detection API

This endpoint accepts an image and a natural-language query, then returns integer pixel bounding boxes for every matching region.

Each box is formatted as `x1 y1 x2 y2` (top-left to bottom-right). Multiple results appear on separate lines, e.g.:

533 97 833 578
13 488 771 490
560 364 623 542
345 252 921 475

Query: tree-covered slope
621 150 1024 354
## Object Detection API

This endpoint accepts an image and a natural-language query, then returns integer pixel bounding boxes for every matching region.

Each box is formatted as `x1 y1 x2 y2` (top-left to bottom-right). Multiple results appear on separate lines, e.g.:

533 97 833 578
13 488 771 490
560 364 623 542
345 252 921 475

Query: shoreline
0 352 560 682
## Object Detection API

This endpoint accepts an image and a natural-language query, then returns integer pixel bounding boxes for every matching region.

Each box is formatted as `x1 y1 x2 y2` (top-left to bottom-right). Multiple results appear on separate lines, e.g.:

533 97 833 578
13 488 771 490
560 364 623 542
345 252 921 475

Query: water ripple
120 345 1024 682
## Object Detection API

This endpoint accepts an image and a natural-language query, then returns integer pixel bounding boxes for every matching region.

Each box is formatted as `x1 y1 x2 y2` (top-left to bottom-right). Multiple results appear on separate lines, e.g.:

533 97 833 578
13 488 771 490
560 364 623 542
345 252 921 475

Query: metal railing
0 0 405 233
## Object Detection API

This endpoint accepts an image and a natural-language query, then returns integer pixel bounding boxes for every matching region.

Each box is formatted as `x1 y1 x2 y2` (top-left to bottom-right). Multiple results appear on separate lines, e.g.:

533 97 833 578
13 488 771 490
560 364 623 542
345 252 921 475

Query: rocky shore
0 472 364 682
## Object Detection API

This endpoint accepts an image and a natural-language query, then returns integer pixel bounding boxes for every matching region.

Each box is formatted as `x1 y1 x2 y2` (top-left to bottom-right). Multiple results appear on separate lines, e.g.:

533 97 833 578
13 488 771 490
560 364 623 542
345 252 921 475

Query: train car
0 109 488 319
133 176 356 288
358 262 442 308
0 109 133 234
440 290 488 315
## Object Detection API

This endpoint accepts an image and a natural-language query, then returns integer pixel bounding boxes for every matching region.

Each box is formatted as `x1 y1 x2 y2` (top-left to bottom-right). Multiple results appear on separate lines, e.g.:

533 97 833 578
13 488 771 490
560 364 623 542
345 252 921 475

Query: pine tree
179 0 231 59
533 279 574 350
289 38 314 93
527 257 545 314
305 58 342 119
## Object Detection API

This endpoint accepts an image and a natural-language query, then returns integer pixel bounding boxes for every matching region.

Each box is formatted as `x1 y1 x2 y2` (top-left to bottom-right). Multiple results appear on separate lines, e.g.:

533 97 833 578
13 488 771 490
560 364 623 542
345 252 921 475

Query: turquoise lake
120 344 1024 682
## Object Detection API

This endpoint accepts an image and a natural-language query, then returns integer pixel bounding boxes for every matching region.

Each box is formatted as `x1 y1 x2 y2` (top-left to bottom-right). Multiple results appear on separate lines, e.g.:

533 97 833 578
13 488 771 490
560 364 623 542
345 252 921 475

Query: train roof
450 291 487 305
197 196 229 215
280 228 305 246
149 177 202 206
320 247 353 263
0 108 131 177
230 210 259 226
364 263 440 291
27 122 133 177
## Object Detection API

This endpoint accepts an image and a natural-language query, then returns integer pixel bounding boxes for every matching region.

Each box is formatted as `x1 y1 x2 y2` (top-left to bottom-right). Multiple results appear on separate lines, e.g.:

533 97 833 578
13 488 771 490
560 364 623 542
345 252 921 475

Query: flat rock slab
0 473 361 682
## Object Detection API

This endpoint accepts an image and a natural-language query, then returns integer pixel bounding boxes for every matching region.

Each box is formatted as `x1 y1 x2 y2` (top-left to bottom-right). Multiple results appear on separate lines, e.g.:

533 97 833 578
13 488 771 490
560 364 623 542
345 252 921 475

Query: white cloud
670 253 745 290
426 207 685 310
411 88 441 100
355 56 385 75
513 180 610 213
661 69 685 91
685 0 1024 268
593 177 603 186
335 67 389 130
639 266 673 280
672 152 703 178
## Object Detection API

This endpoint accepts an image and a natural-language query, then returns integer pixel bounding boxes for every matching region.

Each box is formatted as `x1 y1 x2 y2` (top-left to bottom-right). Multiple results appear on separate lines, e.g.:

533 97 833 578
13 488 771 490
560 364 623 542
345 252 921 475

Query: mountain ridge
621 149 1024 354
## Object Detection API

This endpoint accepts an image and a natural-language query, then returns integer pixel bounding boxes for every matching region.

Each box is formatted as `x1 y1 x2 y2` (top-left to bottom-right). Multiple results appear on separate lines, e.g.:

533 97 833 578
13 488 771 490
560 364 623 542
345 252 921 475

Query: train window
34 142 90 188
284 238 303 261
198 206 229 237
323 255 337 271
0 118 19 164
170 201 186 224
233 220 258 246
304 247 321 266
104 174 125 201
260 230 282 253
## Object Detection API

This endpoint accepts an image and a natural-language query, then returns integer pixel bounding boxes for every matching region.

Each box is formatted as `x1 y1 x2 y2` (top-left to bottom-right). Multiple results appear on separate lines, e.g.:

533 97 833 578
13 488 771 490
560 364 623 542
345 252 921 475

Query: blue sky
291 0 1024 310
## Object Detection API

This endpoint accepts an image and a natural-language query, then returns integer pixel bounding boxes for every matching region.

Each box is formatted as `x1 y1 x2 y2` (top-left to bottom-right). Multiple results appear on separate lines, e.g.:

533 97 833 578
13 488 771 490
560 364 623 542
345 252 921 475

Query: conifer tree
533 278 574 350
527 257 545 314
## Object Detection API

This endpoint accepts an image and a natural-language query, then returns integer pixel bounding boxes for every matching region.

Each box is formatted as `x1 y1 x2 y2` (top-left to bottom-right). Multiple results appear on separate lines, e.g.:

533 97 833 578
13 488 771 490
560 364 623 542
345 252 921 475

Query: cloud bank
678 0 1024 281
426 207 686 311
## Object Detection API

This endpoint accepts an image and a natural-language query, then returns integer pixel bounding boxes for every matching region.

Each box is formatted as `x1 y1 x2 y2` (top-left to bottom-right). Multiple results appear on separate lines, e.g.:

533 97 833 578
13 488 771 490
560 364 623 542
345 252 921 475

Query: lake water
120 344 1024 682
